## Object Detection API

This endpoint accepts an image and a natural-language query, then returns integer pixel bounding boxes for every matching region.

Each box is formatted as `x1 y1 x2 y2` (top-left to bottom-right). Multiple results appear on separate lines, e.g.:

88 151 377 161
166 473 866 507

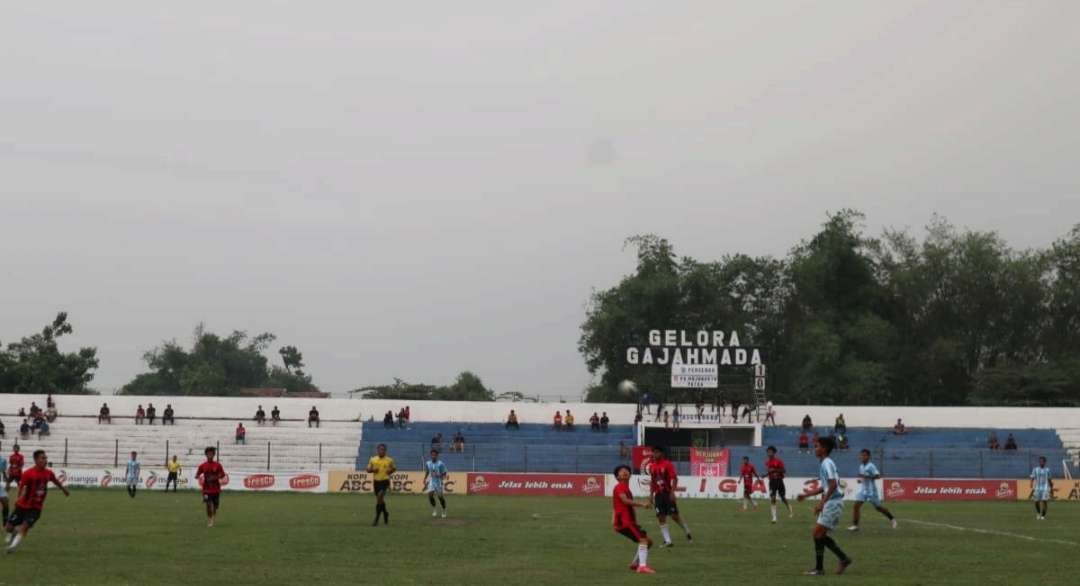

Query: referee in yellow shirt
166 455 182 492
366 443 396 526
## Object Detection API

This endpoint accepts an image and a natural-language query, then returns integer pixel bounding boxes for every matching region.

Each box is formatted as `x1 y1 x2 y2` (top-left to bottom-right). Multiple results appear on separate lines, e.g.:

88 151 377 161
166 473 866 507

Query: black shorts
373 480 391 495
167 472 178 481
7 507 41 529
202 493 220 508
653 492 678 517
617 524 648 542
769 478 786 497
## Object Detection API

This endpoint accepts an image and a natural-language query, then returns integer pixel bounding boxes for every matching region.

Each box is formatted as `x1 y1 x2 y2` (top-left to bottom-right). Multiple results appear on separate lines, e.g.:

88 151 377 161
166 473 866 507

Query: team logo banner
605 475 878 501
689 448 729 477
466 473 604 497
883 479 1016 501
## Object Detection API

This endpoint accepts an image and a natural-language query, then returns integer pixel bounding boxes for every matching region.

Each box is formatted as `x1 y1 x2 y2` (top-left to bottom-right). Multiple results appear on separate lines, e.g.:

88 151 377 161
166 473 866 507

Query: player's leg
656 509 672 547
437 488 447 517
428 490 438 516
779 482 792 516
0 496 7 523
1033 497 1041 518
670 510 691 542
7 522 29 552
874 501 897 527
848 500 863 530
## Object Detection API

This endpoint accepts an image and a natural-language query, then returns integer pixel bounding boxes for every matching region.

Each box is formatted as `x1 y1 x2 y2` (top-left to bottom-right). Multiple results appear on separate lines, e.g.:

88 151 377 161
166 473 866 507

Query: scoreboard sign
671 364 718 388
625 329 765 389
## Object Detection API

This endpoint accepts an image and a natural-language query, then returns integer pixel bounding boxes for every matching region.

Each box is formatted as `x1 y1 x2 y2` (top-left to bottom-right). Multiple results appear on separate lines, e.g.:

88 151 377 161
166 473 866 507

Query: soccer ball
617 380 638 397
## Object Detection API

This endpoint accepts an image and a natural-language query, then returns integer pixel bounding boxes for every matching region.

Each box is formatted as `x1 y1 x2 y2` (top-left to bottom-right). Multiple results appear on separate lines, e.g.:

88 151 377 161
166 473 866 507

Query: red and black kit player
648 446 691 547
6 445 24 492
738 456 761 511
611 465 655 574
765 446 793 522
4 449 69 553
195 446 226 528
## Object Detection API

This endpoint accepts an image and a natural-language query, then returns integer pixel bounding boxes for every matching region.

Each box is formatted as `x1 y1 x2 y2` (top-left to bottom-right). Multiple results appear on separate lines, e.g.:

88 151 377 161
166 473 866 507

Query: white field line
904 518 1080 548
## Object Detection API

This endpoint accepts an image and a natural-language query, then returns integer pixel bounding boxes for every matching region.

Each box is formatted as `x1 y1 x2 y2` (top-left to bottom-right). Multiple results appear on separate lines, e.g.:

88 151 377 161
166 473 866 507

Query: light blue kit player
797 436 853 576
424 449 449 518
0 452 8 521
125 451 141 498
848 449 897 531
1030 456 1052 520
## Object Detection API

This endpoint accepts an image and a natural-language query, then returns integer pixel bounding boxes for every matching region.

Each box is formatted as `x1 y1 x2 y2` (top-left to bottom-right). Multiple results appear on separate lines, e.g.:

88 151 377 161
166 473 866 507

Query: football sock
637 544 648 567
428 494 436 508
1034 502 1041 514
8 533 22 551
438 496 446 510
821 536 849 562
770 505 777 520
813 538 825 571
660 524 672 544
678 520 690 535
882 509 895 520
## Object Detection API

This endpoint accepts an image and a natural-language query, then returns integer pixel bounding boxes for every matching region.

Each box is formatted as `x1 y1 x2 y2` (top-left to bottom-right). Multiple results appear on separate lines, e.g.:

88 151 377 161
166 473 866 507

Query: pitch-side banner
883 478 1016 501
55 467 328 493
605 475 881 501
328 471 468 495
466 473 605 497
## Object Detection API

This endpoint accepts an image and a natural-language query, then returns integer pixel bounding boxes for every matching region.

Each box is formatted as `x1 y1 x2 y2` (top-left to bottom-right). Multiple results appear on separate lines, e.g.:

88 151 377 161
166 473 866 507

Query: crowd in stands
634 393 776 427
5 395 61 439
549 410 612 432
381 406 411 429
428 429 466 453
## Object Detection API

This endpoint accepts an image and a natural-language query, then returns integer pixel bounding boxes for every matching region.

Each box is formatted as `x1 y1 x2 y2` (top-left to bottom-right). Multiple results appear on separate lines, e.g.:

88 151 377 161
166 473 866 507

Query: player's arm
821 478 838 502
50 472 70 497
387 460 397 475
797 484 824 501
618 491 649 509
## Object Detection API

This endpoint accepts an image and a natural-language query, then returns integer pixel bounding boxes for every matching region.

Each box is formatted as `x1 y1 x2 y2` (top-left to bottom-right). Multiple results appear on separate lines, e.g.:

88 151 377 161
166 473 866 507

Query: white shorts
856 493 881 507
817 499 845 530
1033 488 1050 502
426 480 444 494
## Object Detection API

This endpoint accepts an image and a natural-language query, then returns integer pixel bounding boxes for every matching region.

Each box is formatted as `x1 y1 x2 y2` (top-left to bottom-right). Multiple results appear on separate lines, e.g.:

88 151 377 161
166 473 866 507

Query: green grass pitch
4 490 1079 585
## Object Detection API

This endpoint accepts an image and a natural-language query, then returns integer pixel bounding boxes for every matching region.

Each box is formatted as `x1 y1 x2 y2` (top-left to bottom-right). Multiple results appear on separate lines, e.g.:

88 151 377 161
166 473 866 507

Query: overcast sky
2 1 1078 397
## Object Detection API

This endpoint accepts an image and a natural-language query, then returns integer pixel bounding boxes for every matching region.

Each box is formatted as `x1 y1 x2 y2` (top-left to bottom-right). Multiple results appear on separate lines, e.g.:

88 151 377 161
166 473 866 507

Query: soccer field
6 490 1079 585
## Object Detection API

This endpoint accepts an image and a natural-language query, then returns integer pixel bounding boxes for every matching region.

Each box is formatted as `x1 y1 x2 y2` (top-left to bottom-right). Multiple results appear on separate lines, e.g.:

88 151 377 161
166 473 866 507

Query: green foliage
121 324 318 396
582 216 1080 406
0 312 99 394
353 372 496 401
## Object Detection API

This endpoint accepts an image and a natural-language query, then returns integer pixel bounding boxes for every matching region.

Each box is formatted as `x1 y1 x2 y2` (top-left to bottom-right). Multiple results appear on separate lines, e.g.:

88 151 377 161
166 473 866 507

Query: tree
121 325 318 395
0 312 99 394
351 372 496 401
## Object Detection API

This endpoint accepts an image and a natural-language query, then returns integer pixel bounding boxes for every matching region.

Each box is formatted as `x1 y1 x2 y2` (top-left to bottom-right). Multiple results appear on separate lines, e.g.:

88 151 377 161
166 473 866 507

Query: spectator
662 410 670 430
988 431 1000 450
619 440 630 459
695 397 705 420
589 412 600 431
505 410 520 430
45 406 57 423
431 432 444 450
99 403 111 424
565 410 575 430
672 405 681 431
600 412 610 431
255 406 266 425
147 403 157 425
19 419 30 439
38 419 49 437
654 399 665 422
730 399 740 423
235 422 246 445
29 402 40 418
32 414 44 432
834 414 847 436
271 406 281 425
642 391 652 414
0 420 5 438
801 414 813 432
17 408 25 418
135 405 146 425
404 406 411 422
308 406 320 428
396 408 406 429
46 394 55 409
553 411 563 430
1004 434 1018 450
718 397 727 418
453 431 466 452
742 403 753 423
893 418 907 436
163 404 175 425
836 431 848 451
383 410 394 429
763 401 776 426
633 411 643 425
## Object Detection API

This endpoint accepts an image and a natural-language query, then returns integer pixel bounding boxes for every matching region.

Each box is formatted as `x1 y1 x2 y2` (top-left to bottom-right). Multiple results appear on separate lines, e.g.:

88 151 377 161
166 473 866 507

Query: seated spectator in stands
893 418 907 435
135 405 146 425
45 406 57 423
565 410 575 430
29 402 40 418
383 410 394 428
255 406 266 425
988 431 1000 450
146 403 156 425
600 412 610 431
17 408 26 418
38 419 49 437
553 410 563 430
32 414 44 432
235 422 246 445
801 414 813 432
835 414 847 436
396 408 406 429
1004 433 1018 450
764 401 776 426
404 405 411 422
19 419 30 439
431 432 443 450
589 412 600 431
663 410 670 430
163 404 175 425
46 394 55 409
308 406 320 428
98 403 111 424
271 406 281 425
505 410 520 430
452 431 465 453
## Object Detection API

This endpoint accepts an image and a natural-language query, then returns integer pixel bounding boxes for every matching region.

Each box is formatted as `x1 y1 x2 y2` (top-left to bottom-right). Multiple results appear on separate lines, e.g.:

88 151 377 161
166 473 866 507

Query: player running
764 446 793 522
738 456 762 512
1030 456 1052 520
367 443 396 526
125 451 141 498
6 445 24 493
423 449 449 518
195 447 225 528
797 436 853 576
4 449 69 553
848 449 896 531
612 465 655 574
0 451 8 522
648 446 691 547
